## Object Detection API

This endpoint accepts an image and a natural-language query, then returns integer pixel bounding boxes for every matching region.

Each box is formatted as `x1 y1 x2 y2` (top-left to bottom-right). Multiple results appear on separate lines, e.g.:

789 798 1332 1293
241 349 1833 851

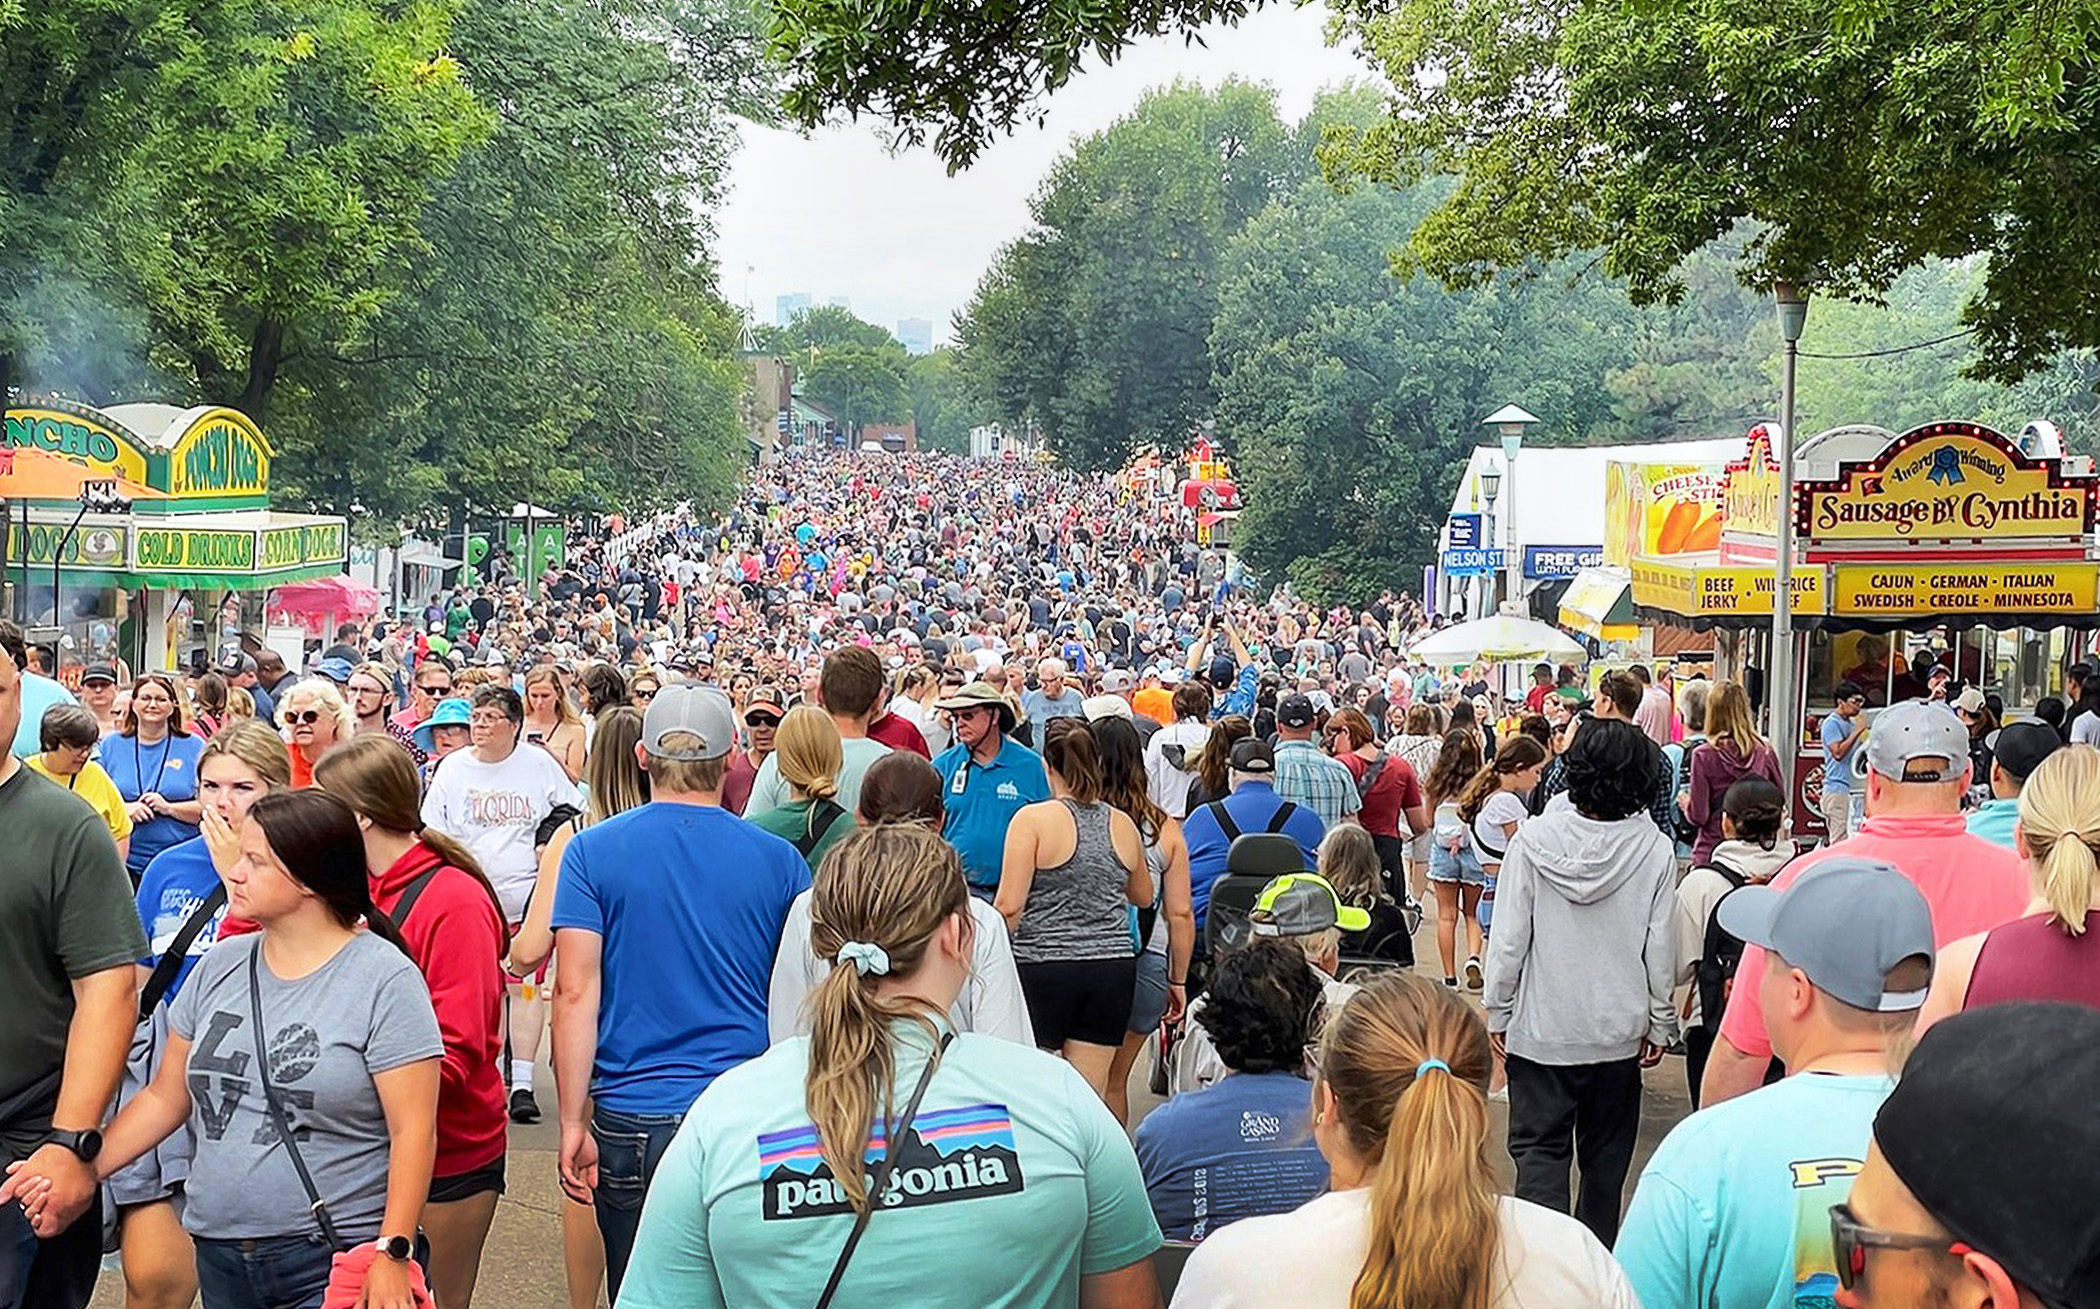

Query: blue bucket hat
412 697 472 754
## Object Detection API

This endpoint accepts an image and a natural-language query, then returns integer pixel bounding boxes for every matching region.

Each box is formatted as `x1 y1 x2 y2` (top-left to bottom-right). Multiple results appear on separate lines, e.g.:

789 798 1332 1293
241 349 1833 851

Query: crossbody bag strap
139 884 228 1020
813 1031 955 1309
386 867 444 933
248 945 349 1252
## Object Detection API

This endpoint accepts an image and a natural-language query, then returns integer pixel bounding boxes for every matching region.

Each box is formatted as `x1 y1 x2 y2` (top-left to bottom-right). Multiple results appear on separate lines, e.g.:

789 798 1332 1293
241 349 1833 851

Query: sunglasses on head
290 709 324 725
1827 1204 1970 1293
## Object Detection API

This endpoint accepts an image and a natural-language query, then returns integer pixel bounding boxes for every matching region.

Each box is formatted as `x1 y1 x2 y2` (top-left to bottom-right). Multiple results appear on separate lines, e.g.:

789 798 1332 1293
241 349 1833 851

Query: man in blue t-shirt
1136 940 1331 1241
551 684 811 1299
933 681 1051 892
1181 740 1326 930
1819 680 1868 842
1615 859 1933 1309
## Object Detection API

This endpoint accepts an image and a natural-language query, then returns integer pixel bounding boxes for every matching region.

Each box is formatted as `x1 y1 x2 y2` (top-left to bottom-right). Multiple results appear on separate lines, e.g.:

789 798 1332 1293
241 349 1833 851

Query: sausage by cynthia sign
1796 423 2095 545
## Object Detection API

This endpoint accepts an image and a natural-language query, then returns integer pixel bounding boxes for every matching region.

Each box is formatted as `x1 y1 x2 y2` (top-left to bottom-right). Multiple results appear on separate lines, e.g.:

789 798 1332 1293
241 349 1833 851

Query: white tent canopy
1409 615 1587 665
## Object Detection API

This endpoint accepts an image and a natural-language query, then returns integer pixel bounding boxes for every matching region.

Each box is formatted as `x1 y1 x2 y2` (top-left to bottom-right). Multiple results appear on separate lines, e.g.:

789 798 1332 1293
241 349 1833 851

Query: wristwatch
44 1129 102 1162
376 1235 414 1263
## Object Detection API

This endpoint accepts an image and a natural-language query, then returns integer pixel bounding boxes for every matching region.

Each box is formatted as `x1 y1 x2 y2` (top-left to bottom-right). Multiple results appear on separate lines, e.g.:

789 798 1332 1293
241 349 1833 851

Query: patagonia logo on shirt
757 1103 1026 1220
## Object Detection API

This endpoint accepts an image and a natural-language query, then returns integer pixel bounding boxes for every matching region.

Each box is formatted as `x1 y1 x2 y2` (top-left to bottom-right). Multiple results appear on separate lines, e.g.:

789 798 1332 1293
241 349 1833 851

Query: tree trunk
237 318 286 420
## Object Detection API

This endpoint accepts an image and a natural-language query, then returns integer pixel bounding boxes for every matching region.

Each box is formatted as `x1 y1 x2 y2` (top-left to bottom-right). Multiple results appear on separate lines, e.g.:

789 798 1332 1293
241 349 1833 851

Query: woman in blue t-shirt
618 823 1163 1309
117 720 293 1309
103 672 206 882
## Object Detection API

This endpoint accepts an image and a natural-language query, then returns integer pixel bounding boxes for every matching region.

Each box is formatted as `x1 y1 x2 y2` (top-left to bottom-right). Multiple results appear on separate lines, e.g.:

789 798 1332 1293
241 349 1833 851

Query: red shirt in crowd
1340 751 1424 841
373 840 510 1180
867 710 930 758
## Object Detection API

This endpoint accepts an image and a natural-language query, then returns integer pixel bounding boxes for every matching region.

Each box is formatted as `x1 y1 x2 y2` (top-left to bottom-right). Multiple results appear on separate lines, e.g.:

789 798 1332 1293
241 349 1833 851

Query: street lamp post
1771 283 1810 811
1483 405 1540 616
1479 463 1502 618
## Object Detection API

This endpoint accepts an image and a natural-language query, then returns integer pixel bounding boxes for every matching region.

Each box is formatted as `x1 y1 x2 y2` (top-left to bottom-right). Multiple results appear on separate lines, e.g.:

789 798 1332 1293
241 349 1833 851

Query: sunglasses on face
290 710 324 725
746 713 782 728
1827 1204 1969 1293
419 682 451 695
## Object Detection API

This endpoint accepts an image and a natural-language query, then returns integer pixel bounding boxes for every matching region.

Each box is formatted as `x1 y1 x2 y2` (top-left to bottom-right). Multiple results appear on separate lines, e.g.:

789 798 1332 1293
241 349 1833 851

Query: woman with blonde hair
619 824 1162 1309
1682 680 1781 864
276 676 354 788
523 665 588 781
1916 742 2100 1032
109 720 291 1309
508 706 649 1309
1173 972 1637 1307
748 704 855 871
313 735 510 1309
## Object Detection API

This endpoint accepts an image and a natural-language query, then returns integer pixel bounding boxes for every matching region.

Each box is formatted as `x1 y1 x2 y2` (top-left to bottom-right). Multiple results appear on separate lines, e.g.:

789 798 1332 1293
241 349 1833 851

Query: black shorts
1018 956 1139 1049
429 1156 507 1204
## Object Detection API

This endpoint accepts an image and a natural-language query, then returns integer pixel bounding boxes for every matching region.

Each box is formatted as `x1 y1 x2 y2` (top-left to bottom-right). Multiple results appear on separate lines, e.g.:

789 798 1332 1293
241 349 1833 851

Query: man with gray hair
1020 655 1084 748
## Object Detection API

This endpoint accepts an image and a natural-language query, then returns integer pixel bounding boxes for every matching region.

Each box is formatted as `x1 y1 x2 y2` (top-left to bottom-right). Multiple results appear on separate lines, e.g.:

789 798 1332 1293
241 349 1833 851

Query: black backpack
1694 859 1752 1028
1669 740 1704 847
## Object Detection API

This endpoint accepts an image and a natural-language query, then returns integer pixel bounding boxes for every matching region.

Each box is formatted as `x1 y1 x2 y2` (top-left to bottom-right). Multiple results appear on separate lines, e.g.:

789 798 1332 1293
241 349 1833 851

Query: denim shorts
1427 840 1486 887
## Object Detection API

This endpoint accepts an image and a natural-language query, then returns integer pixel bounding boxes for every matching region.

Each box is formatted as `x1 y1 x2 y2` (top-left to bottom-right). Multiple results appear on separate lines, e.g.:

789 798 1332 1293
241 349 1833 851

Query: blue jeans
0 1187 101 1309
193 1234 335 1309
592 1106 685 1301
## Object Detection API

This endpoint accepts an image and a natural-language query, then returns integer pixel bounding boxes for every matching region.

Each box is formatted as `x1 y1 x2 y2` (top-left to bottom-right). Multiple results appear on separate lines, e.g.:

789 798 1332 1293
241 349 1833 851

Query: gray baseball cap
641 684 737 762
1249 873 1372 937
1717 857 1935 1012
1863 698 1970 784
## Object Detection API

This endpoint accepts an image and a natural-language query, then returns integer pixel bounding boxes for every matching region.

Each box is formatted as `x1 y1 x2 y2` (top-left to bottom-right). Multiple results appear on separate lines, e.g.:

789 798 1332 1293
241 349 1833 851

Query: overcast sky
714 3 1374 346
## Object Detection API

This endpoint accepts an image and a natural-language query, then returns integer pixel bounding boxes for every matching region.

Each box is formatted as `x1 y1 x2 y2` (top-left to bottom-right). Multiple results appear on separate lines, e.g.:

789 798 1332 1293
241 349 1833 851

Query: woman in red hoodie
315 735 509 1309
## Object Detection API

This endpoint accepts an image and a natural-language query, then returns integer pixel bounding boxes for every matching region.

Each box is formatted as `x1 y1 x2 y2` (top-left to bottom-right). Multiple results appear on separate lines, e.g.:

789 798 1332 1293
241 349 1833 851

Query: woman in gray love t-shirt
53 791 440 1309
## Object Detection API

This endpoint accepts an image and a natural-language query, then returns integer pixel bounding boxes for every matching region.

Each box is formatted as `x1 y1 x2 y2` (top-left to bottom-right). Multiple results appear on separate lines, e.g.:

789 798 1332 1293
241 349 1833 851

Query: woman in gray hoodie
1482 718 1679 1247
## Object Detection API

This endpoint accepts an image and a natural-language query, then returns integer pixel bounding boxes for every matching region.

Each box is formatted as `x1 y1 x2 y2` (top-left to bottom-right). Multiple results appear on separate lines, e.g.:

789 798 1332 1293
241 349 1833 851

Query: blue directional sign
1523 544 1606 579
1441 548 1506 576
1447 513 1483 549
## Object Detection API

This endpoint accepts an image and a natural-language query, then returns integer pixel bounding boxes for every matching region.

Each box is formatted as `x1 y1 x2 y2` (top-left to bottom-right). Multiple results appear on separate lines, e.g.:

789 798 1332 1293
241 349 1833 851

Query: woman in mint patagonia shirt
618 822 1165 1309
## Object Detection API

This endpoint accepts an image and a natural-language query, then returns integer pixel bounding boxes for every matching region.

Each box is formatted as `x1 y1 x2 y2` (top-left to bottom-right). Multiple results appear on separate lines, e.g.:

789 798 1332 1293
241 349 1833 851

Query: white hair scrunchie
835 941 892 977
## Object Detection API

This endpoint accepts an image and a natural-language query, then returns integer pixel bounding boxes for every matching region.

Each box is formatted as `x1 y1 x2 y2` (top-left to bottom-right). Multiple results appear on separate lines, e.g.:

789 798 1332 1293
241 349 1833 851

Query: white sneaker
1464 956 1484 991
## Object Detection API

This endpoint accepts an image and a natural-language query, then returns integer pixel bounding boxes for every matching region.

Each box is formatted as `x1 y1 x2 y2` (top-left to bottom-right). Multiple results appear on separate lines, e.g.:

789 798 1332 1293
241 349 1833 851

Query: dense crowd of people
3 447 2099 1309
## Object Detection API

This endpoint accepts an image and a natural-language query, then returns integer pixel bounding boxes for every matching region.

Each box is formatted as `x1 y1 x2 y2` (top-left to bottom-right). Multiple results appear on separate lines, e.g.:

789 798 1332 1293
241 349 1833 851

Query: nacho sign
1796 422 2094 545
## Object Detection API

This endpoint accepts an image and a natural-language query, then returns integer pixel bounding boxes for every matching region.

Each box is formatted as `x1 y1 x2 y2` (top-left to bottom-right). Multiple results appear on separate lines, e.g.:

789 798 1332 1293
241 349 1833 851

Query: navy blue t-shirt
552 803 811 1114
1132 1071 1329 1241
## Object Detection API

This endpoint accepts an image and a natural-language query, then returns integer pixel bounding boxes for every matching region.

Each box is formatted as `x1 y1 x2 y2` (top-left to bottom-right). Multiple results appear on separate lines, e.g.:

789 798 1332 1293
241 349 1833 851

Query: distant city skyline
896 318 933 355
719 4 1374 349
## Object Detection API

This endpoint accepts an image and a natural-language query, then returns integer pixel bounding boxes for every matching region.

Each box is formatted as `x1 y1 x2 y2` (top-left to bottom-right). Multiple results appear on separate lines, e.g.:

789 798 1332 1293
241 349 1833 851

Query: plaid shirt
1272 739 1361 828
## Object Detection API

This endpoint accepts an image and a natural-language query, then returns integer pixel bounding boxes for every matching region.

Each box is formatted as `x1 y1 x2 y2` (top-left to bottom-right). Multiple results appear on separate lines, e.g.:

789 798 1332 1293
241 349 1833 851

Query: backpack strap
1263 801 1301 835
1353 755 1388 800
138 884 227 1019
794 799 849 859
387 866 445 934
1207 801 1242 844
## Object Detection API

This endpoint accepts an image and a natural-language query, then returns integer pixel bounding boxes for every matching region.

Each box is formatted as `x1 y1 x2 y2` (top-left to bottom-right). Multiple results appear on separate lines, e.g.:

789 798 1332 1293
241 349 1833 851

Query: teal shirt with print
618 1023 1162 1309
1614 1073 1891 1309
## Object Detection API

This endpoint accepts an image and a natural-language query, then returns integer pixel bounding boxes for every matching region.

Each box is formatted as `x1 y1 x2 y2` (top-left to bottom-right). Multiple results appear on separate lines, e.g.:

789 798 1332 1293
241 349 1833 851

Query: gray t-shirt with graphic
169 931 442 1241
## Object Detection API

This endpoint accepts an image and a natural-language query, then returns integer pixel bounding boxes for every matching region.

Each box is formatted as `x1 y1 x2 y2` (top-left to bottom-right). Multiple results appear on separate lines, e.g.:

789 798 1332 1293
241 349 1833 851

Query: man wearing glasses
395 661 454 735
1824 1001 2099 1309
1615 859 1932 1309
721 690 781 816
1820 680 1869 841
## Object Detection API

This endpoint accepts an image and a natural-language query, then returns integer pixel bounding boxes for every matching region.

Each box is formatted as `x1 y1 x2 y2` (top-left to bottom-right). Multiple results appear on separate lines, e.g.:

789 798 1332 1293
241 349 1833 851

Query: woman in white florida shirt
1170 972 1639 1309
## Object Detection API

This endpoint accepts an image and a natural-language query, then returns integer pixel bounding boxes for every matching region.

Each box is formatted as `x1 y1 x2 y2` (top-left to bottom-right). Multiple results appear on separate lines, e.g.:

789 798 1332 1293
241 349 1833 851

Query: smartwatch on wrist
376 1235 414 1262
44 1129 102 1162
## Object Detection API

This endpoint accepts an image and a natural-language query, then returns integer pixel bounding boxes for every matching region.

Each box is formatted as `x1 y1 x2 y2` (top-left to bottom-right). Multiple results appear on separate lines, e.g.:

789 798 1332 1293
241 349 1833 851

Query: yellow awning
1558 566 1637 641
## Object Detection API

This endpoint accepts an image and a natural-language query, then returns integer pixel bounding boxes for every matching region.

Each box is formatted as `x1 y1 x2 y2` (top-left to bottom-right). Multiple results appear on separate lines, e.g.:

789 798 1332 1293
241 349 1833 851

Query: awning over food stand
1557 566 1637 641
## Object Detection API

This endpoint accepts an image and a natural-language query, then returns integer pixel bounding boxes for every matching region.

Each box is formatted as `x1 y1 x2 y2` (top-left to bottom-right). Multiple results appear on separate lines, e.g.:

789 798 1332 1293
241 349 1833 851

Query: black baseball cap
80 663 117 686
1993 719 2063 783
1228 739 1275 774
1873 1002 2100 1309
1277 693 1316 729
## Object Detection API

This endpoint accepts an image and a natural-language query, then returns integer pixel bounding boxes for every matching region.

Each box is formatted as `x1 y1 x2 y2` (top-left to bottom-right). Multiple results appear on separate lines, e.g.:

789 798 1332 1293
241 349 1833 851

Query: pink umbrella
268 575 381 637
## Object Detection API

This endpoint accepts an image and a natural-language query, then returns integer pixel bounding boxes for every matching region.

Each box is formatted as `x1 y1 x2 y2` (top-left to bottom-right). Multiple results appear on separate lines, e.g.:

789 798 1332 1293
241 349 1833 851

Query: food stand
3 399 350 678
1629 420 2099 837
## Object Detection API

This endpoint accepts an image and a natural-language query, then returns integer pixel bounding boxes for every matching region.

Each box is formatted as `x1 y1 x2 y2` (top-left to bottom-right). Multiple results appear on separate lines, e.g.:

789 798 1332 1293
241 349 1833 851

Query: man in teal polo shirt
1964 719 2060 848
933 681 1050 893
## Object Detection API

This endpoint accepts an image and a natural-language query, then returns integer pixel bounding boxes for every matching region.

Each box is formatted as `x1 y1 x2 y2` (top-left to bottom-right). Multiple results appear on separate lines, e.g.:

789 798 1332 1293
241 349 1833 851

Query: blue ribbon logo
1927 445 1964 486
